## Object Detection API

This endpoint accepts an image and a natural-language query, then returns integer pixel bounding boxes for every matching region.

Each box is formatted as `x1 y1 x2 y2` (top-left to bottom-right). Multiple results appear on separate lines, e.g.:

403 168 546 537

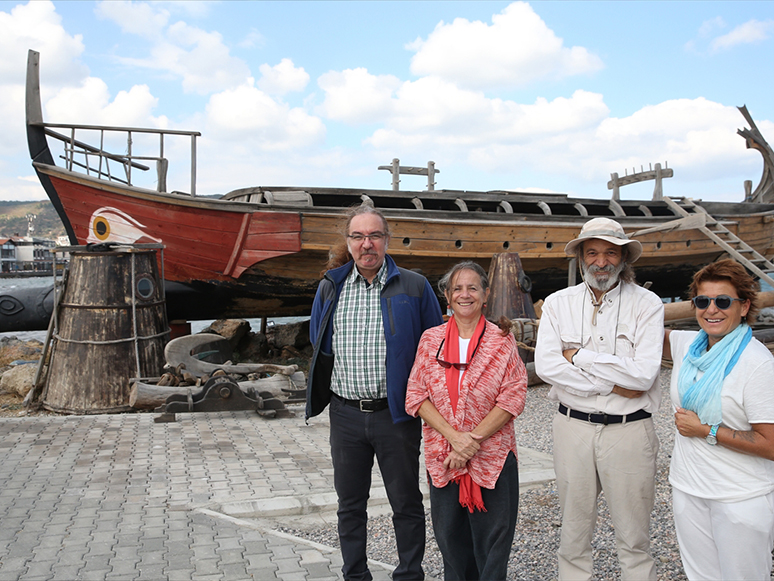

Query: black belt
334 394 389 413
558 403 651 425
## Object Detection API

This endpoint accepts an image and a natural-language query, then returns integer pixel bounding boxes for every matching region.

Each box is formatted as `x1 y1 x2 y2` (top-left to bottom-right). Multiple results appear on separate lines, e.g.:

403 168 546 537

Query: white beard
581 261 625 293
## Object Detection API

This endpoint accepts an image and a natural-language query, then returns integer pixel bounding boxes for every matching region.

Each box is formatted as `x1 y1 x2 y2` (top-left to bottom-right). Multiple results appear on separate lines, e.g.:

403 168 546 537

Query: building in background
0 236 56 274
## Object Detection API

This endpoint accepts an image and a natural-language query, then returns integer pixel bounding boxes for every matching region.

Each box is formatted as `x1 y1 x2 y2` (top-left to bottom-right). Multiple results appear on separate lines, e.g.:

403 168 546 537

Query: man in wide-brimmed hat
535 217 664 580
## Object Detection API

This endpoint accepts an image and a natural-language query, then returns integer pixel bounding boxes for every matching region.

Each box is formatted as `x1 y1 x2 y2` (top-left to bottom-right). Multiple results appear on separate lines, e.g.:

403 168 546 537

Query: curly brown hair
688 259 759 325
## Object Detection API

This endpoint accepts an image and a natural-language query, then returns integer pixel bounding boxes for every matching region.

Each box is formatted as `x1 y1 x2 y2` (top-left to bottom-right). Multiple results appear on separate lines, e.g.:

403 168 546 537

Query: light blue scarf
677 323 752 425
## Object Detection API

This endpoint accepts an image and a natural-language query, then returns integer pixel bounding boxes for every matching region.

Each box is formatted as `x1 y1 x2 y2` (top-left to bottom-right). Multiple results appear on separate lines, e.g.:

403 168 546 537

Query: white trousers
553 411 659 581
672 487 774 580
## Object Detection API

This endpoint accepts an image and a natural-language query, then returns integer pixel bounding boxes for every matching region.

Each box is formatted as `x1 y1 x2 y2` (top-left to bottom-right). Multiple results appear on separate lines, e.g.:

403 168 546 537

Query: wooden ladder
664 197 774 289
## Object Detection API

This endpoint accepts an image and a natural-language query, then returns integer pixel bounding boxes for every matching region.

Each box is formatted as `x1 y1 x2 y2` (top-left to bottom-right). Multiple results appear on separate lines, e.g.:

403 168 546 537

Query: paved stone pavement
0 405 554 581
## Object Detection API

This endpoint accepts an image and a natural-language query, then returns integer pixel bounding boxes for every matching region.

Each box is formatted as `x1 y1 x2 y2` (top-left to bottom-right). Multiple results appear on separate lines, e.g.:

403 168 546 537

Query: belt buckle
359 399 374 413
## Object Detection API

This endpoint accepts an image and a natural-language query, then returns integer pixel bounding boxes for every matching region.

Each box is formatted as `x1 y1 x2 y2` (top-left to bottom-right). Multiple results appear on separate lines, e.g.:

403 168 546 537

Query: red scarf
443 315 487 512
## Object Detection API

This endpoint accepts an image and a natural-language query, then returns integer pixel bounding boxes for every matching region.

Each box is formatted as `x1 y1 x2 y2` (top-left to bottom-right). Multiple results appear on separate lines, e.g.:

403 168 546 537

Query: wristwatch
706 423 720 446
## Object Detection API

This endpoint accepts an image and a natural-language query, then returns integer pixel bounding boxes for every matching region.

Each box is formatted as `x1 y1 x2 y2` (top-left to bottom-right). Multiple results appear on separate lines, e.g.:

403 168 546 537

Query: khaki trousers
553 410 659 581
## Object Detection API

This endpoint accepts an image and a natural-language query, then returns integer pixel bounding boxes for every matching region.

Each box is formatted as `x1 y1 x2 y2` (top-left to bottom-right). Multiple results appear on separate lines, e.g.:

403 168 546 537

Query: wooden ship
24 50 774 323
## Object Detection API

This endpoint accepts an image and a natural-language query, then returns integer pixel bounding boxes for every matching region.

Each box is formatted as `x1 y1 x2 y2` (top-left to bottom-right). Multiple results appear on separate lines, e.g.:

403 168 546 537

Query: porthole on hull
136 276 155 300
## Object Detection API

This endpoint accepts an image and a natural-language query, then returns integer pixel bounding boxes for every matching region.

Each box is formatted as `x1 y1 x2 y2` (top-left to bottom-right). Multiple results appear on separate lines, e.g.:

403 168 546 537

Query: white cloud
361 80 608 151
94 1 169 39
95 1 250 95
45 77 166 128
0 1 86 85
205 79 325 151
257 59 309 96
699 16 726 38
350 78 756 195
317 68 401 124
239 28 265 49
157 0 217 19
408 1 603 90
0 1 88 165
0 175 48 202
710 19 774 53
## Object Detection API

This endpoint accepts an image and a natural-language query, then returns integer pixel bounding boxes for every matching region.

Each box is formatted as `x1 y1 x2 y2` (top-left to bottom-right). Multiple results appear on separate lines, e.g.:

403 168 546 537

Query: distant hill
0 200 67 240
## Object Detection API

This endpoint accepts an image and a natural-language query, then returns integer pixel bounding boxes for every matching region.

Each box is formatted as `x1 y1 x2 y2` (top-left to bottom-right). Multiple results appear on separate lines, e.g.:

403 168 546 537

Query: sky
1 0 774 203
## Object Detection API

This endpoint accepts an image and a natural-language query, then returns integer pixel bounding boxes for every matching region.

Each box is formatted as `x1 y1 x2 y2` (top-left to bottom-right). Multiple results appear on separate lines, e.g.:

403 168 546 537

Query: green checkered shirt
330 261 388 400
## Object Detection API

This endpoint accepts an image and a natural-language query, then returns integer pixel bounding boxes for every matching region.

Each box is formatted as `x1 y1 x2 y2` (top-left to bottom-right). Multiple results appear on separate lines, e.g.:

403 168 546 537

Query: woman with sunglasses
405 261 527 581
664 259 774 580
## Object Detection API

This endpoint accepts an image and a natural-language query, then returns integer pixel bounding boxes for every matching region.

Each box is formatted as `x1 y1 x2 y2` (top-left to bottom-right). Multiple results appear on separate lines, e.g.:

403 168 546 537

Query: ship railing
37 122 201 196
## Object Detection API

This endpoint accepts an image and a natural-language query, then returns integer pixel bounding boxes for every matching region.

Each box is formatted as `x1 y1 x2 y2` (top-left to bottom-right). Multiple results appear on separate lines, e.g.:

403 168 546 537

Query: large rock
0 364 37 397
237 332 269 361
272 320 310 350
201 319 250 350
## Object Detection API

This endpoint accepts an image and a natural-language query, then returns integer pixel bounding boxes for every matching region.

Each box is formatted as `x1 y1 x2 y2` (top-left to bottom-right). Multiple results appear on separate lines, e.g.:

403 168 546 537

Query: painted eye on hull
93 216 110 240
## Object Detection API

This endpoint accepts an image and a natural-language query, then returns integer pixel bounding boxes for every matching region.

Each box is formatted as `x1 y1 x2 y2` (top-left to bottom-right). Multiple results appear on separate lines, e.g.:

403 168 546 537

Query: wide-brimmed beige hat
564 217 642 263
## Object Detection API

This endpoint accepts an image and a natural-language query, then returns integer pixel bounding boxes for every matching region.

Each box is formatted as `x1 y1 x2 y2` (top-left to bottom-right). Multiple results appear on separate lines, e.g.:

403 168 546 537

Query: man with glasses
306 204 443 581
535 217 664 581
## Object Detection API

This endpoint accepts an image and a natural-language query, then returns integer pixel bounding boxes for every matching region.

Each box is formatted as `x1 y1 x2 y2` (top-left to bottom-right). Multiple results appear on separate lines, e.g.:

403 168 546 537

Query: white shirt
669 330 774 501
535 281 664 415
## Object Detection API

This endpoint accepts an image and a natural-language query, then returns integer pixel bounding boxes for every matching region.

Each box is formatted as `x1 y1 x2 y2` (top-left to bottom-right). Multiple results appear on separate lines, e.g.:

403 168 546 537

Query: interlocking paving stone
0 407 553 581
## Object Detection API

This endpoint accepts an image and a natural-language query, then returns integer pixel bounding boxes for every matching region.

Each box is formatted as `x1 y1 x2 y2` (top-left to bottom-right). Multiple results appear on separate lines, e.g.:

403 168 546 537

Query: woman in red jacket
406 261 528 581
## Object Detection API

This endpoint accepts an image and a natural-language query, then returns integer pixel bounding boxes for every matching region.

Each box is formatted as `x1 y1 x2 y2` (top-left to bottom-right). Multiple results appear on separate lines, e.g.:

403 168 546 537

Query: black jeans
430 451 519 581
329 395 425 581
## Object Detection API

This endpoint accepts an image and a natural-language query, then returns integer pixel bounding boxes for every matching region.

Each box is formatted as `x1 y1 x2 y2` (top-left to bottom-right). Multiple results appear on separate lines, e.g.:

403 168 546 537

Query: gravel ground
281 368 690 580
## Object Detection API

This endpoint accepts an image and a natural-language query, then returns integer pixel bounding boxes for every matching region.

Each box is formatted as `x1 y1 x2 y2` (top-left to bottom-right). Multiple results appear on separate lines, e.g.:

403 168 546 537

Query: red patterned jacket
406 319 528 489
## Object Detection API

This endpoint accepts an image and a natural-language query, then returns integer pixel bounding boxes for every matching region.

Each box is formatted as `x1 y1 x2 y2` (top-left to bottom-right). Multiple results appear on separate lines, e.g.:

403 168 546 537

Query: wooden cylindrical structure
43 247 168 414
485 252 537 362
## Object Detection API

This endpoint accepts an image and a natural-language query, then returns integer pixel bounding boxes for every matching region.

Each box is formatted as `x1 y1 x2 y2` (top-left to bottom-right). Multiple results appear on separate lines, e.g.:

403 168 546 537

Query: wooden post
653 163 664 200
610 172 620 201
378 159 441 191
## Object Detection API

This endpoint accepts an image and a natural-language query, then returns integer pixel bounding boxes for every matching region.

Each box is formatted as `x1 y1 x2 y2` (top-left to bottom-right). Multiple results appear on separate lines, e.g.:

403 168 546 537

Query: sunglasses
435 335 483 370
691 295 745 310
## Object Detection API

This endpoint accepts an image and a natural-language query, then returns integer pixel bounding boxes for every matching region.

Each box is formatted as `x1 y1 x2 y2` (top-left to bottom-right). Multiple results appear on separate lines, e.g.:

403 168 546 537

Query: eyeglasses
691 295 746 310
347 232 386 243
435 335 483 370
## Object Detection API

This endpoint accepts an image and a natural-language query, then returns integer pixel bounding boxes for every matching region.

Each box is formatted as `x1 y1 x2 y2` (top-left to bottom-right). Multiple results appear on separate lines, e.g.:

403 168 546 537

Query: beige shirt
535 281 663 415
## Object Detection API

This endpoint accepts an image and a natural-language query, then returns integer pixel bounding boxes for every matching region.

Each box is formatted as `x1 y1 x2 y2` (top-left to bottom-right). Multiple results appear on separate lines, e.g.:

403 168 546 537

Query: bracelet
571 349 579 366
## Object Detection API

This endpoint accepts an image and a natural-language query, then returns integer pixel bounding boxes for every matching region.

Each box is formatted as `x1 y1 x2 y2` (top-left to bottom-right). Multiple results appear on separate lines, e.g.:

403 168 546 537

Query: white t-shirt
458 337 470 390
669 330 774 501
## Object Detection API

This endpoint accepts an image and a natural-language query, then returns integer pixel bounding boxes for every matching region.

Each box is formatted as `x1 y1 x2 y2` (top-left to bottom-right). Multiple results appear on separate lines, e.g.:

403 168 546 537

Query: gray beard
581 261 625 293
